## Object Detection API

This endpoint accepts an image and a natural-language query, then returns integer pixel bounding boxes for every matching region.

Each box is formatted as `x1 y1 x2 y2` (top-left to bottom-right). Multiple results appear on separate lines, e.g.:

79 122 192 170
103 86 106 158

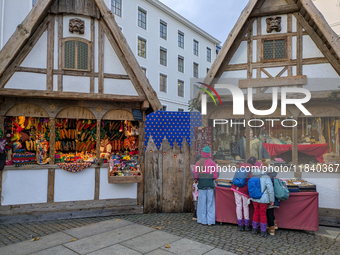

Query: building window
178 80 184 97
141 67 146 75
178 31 184 48
193 40 199 56
161 105 167 111
160 47 167 66
263 38 286 60
138 7 147 30
193 63 199 78
111 0 122 17
207 68 210 74
160 74 167 92
160 20 167 40
178 108 184 112
32 0 38 6
207 47 211 62
63 39 90 71
138 37 146 58
178 56 184 73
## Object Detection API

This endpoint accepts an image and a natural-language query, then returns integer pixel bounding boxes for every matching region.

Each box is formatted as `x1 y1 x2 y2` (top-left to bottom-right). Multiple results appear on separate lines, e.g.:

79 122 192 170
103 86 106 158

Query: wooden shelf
108 175 142 183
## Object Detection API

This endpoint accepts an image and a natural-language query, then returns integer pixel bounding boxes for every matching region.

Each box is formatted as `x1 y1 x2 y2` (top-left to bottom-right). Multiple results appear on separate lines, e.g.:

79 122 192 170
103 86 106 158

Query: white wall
1 169 48 205
313 0 340 36
303 172 340 209
99 168 137 199
20 31 48 68
6 72 46 90
54 168 95 202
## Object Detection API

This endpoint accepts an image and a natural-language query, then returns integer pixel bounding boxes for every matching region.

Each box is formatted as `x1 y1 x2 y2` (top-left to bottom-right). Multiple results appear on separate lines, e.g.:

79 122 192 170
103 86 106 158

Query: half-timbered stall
0 0 161 223
197 0 340 228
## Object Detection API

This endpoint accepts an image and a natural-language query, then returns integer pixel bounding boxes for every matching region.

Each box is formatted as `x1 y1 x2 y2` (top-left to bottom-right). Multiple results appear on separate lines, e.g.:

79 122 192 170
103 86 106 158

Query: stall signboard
132 109 143 121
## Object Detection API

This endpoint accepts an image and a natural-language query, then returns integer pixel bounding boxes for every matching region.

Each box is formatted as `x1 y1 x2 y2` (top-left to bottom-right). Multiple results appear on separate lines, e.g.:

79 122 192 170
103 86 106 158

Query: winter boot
274 219 278 229
244 219 251 231
237 219 244 231
260 223 267 238
268 226 275 236
252 221 259 234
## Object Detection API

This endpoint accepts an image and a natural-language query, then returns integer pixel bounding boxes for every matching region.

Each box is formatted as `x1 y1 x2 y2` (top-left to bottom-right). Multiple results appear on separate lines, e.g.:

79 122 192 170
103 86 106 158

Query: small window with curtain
160 20 167 40
178 56 184 73
138 37 146 58
193 40 199 56
160 74 167 92
178 31 184 48
138 7 147 29
193 62 199 78
63 39 90 71
111 0 122 17
206 47 211 62
263 38 286 60
160 47 167 66
178 80 184 97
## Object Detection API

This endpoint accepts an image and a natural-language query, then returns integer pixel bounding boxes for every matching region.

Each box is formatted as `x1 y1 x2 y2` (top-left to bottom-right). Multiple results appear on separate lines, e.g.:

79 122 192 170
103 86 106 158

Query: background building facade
0 0 220 111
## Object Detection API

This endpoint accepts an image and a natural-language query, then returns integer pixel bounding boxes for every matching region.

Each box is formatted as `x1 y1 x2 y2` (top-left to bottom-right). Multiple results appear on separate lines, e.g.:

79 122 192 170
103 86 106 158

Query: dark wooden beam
250 4 299 17
0 89 146 102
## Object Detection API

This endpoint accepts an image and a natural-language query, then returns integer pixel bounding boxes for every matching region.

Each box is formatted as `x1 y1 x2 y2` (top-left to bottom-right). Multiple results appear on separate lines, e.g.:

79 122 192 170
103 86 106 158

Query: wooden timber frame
0 0 161 223
198 0 340 227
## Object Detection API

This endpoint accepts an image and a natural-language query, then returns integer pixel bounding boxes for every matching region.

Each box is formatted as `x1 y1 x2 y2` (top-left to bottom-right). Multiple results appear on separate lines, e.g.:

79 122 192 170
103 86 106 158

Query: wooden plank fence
144 136 196 213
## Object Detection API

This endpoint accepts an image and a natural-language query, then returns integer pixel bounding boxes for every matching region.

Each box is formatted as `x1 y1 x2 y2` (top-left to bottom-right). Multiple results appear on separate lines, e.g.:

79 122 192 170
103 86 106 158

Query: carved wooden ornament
69 18 85 34
266 17 282 33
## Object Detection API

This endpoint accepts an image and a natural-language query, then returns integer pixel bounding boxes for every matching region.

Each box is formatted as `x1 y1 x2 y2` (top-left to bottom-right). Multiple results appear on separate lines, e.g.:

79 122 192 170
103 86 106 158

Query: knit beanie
247 156 257 166
201 146 211 158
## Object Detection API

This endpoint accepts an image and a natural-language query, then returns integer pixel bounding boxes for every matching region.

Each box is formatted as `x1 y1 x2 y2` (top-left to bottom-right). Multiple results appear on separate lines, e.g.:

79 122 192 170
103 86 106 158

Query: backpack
274 178 290 201
248 176 263 199
232 166 251 187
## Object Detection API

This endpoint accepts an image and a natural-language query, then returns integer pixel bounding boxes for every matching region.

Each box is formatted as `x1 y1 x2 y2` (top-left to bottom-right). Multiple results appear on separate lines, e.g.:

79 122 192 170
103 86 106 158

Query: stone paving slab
314 226 340 240
121 230 181 253
160 238 214 255
28 245 78 255
204 248 236 255
87 244 142 255
63 218 132 239
145 249 176 255
64 224 154 254
0 232 75 255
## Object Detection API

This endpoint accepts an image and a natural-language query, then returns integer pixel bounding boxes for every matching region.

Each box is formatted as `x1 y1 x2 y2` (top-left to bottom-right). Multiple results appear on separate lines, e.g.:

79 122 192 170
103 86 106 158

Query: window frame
178 55 184 73
178 80 184 97
206 47 211 62
62 37 91 72
178 108 184 112
159 73 167 93
138 7 147 30
138 37 147 58
193 62 199 78
161 105 167 111
193 39 199 56
262 37 287 62
160 47 167 66
111 0 122 17
178 31 184 48
160 20 167 40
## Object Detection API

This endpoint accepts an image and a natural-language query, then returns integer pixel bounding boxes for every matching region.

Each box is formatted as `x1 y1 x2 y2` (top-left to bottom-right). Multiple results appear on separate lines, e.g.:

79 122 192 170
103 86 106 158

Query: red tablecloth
263 143 328 163
215 186 319 231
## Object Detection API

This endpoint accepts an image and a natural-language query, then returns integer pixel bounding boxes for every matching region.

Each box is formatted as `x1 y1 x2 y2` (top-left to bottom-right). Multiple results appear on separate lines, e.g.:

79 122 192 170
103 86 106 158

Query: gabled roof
203 0 340 88
0 0 162 112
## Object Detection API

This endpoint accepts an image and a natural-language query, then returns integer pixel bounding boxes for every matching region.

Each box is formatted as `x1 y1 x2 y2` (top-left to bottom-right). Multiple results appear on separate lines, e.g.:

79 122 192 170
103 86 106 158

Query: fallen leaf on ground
238 249 243 252
153 226 164 230
116 219 120 221
165 244 170 248
8 236 13 239
208 231 211 233
182 218 185 219
168 221 171 224
183 222 186 223
71 239 77 241
31 237 40 242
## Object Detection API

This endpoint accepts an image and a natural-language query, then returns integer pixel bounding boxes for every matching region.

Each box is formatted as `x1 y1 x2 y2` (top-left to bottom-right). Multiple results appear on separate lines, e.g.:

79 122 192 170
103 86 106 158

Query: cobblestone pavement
0 213 339 255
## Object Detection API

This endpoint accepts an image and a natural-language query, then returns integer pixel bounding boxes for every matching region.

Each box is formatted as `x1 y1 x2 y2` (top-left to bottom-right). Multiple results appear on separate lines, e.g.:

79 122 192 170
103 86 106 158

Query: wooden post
137 111 146 205
182 138 192 212
96 119 101 159
46 15 55 92
49 118 55 164
292 125 300 179
90 18 95 93
58 14 63 91
47 168 55 203
297 18 303 76
287 13 293 76
246 118 250 161
247 25 253 79
98 23 104 94
256 16 262 93
94 167 100 200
